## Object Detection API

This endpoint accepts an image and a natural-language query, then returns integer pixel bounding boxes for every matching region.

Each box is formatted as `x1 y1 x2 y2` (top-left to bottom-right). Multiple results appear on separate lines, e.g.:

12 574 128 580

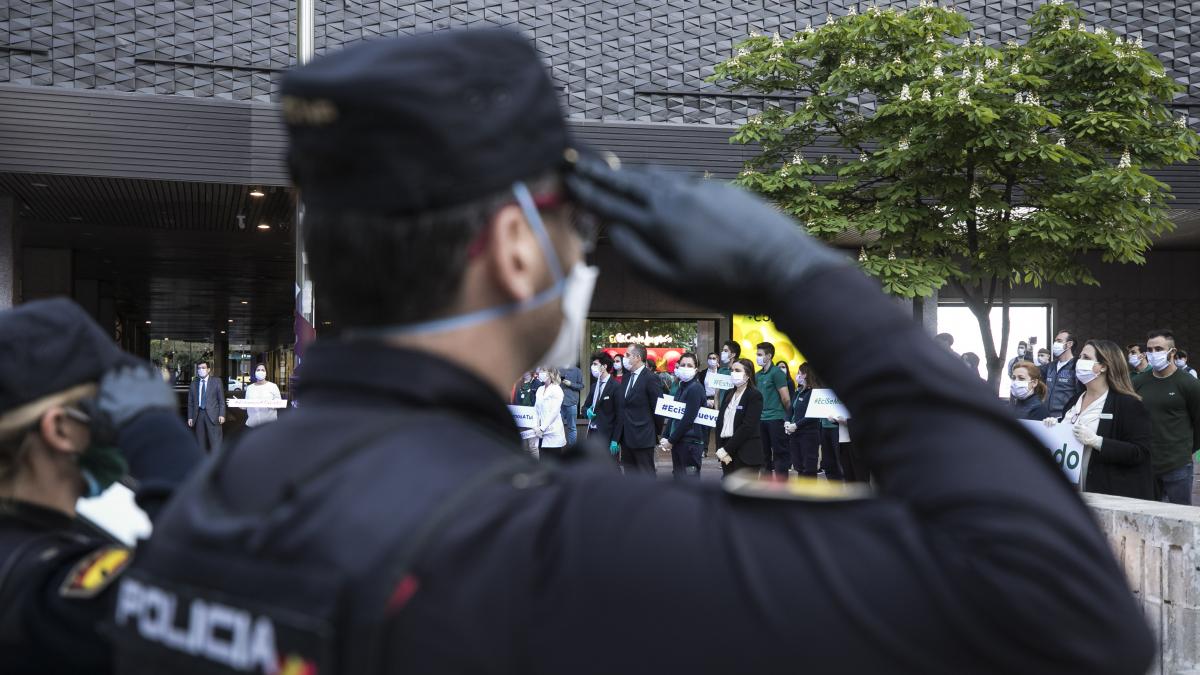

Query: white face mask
1128 354 1141 367
796 375 807 388
730 371 747 387
1075 359 1100 385
1010 380 1033 400
621 356 633 371
756 355 768 367
340 182 597 371
537 371 550 383
613 359 623 371
1175 359 1188 369
720 352 731 364
675 366 696 382
254 370 266 381
1147 351 1171 371
1051 342 1067 357
1017 347 1027 356
708 358 718 369
1037 356 1049 366
590 364 602 378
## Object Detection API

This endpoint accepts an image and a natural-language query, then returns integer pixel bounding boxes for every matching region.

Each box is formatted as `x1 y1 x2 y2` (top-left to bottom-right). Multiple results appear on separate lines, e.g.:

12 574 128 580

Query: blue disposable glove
586 407 596 420
609 441 620 455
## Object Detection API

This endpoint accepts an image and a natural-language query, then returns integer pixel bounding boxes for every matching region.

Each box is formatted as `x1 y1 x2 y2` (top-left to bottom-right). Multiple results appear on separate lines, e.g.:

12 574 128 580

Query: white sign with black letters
508 405 536 429
1019 420 1085 485
655 396 718 428
804 389 851 419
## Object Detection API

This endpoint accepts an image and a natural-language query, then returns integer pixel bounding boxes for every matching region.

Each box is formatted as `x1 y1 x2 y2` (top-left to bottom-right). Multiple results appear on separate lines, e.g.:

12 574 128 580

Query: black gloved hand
565 157 849 313
96 364 177 429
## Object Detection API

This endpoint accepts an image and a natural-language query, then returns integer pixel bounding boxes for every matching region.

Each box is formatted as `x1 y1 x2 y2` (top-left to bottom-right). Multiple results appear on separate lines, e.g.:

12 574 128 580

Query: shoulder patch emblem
722 470 873 502
60 546 132 599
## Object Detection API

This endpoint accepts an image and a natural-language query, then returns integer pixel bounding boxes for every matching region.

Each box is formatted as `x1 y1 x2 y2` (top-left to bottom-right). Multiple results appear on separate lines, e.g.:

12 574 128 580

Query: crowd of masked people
512 340 866 485
941 328 1199 505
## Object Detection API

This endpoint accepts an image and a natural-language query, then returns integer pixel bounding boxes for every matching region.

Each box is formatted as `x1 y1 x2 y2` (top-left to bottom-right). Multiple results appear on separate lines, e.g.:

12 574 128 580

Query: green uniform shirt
756 364 787 421
1133 369 1200 474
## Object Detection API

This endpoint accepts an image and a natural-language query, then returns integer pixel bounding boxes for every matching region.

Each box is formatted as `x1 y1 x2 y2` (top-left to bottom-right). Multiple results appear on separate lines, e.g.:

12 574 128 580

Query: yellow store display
732 315 805 377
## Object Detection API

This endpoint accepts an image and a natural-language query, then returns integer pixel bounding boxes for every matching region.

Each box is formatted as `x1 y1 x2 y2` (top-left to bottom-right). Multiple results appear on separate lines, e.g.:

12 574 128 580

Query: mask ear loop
342 182 567 340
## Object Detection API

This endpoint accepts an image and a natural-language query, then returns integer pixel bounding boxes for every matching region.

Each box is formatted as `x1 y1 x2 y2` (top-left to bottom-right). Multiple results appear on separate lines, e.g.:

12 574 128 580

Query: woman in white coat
534 367 567 459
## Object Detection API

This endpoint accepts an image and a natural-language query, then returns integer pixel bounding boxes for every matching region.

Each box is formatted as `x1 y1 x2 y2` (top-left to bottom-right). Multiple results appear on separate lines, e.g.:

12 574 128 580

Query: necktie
626 372 637 397
200 378 206 408
593 379 605 408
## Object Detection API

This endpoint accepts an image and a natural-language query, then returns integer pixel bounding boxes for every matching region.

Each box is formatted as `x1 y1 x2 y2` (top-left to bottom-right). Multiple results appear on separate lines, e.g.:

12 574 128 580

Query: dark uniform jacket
665 378 705 446
615 365 663 449
1045 357 1081 418
714 386 763 466
584 376 619 443
0 409 201 674
1010 393 1050 421
112 266 1154 675
1064 390 1156 500
789 386 820 432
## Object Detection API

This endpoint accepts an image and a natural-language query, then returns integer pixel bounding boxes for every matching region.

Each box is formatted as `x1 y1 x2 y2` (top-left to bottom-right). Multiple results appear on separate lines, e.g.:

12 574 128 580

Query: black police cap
282 28 580 216
0 298 131 428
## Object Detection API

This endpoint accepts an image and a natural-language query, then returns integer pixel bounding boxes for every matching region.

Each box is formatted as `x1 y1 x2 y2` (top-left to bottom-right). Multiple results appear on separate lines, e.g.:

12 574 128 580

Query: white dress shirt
720 387 745 439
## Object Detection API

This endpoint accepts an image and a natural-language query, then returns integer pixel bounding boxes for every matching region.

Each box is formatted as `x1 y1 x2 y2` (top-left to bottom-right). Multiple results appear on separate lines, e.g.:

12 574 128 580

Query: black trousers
759 419 786 473
839 442 870 483
818 425 844 481
721 455 760 478
671 440 704 479
194 414 222 454
794 428 821 477
622 446 656 474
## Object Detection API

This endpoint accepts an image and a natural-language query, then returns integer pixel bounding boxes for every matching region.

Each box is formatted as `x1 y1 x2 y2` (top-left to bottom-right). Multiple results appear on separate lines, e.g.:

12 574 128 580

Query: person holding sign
1008 361 1049 421
244 363 283 428
783 362 819 478
659 353 706 479
714 358 763 476
1044 340 1154 500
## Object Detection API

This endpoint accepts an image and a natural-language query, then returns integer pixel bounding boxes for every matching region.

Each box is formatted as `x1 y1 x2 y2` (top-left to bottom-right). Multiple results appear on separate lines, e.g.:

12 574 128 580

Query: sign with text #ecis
508 405 536 429
804 389 850 419
654 396 718 428
705 373 734 390
1018 420 1085 485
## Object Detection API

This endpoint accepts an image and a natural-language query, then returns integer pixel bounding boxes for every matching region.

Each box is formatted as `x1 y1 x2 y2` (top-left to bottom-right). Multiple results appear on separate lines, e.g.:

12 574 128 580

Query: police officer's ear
36 406 89 456
484 203 551 302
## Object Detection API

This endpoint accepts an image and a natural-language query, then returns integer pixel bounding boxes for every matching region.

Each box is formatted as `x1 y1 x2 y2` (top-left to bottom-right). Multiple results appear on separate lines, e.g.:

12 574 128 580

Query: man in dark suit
584 352 621 460
614 343 663 473
187 360 225 453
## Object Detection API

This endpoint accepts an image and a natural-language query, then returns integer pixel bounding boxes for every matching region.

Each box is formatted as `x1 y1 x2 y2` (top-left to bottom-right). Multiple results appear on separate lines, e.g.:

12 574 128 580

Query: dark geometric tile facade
1 0 1196 116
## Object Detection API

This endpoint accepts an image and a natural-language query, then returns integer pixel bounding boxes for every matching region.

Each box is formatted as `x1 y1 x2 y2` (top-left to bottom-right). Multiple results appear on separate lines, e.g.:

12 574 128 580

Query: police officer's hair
303 173 560 330
626 344 647 361
591 351 614 372
721 340 740 358
0 433 32 485
1146 328 1175 347
756 342 775 357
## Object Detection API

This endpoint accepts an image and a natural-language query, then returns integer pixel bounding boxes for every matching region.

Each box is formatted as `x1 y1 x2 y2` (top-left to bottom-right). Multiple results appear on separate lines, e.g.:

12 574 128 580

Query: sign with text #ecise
654 396 718 428
1018 420 1085 485
804 389 851 419
508 405 536 429
705 373 734 390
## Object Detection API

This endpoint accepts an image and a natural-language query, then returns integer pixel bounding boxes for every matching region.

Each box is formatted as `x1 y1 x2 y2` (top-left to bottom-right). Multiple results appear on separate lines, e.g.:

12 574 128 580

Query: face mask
720 352 731 364
730 372 747 387
1075 359 1099 385
255 370 266 381
1128 355 1141 367
1010 380 1033 400
675 366 696 382
621 356 632 371
1017 347 1026 356
342 182 597 370
796 376 807 388
756 355 768 367
590 364 602 378
708 358 718 369
1037 356 1049 366
1147 351 1171 371
537 371 550 383
197 368 208 378
1175 359 1187 369
1051 342 1066 357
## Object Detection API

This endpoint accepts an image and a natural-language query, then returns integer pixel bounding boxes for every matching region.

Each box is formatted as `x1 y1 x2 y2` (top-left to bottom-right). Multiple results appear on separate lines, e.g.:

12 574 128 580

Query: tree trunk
912 296 924 325
988 284 1013 393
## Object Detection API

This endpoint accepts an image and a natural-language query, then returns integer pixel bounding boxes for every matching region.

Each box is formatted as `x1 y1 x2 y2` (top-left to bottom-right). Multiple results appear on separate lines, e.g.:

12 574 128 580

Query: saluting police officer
0 298 203 673
111 29 1154 674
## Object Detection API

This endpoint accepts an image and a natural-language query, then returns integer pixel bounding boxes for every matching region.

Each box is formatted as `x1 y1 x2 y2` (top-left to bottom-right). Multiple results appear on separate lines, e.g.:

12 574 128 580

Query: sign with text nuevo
654 395 718 428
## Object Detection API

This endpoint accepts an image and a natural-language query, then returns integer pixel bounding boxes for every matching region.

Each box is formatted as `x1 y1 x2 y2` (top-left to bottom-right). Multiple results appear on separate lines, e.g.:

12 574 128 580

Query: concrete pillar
73 278 100 320
21 247 72 301
213 330 229 381
0 195 16 308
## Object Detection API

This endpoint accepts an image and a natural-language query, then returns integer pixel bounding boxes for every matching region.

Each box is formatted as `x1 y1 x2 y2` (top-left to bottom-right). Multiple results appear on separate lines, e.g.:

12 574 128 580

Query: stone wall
1084 494 1200 674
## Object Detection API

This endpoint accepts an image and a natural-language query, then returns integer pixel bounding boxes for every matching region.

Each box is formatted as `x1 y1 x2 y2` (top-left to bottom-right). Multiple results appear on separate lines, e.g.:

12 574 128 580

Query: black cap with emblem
282 28 590 217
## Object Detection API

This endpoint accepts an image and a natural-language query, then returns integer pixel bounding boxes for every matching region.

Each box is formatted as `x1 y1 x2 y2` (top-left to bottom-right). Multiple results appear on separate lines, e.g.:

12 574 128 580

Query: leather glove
609 441 620 455
1043 417 1059 427
586 407 596 420
1073 424 1103 449
566 156 849 313
96 364 177 429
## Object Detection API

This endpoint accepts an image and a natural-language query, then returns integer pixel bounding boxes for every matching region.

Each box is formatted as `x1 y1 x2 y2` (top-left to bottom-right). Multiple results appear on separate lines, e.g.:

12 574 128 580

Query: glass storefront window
586 318 717 375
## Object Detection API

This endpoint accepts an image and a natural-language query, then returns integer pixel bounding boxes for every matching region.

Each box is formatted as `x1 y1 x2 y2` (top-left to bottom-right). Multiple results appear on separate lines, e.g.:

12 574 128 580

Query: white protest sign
705 373 734 390
226 399 288 409
508 405 537 429
654 396 718 428
804 389 851 419
519 429 539 440
1019 420 1085 485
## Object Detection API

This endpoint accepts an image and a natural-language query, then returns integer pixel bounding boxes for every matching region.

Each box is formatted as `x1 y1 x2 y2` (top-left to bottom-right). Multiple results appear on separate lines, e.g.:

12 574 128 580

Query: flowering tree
713 0 1199 388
